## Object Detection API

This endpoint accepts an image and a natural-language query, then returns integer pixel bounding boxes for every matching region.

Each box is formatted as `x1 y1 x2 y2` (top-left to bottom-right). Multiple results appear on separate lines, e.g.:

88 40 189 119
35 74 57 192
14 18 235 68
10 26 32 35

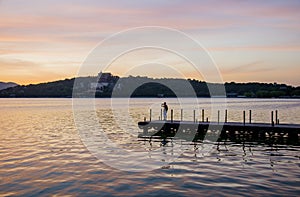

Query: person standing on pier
162 102 168 120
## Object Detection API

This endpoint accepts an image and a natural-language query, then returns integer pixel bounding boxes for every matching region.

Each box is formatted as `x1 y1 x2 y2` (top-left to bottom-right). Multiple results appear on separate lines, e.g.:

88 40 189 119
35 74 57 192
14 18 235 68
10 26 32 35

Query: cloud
0 49 26 55
0 58 40 70
208 45 300 52
223 61 273 74
0 0 299 85
0 0 299 45
0 58 76 84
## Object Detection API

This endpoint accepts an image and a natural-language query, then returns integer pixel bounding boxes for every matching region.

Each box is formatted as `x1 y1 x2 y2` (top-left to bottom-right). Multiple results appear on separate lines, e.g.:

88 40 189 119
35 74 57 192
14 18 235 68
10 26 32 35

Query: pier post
150 109 152 122
144 117 146 121
202 109 204 122
271 111 274 126
143 127 148 135
275 110 278 125
243 111 245 125
249 110 252 124
206 117 208 122
181 109 183 121
218 110 220 124
171 109 173 123
225 109 228 123
193 110 196 123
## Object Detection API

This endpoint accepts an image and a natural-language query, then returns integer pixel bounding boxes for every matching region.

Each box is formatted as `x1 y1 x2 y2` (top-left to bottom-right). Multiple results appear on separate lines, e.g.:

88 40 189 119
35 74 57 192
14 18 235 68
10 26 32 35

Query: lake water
0 98 299 196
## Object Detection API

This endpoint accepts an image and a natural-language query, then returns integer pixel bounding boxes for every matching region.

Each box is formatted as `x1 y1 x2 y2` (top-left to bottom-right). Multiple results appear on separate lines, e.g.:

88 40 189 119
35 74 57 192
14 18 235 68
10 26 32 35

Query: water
0 98 299 196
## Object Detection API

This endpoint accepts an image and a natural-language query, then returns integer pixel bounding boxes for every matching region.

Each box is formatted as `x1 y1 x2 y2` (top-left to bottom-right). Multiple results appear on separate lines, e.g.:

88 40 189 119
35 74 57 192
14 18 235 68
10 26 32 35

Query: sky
0 0 300 86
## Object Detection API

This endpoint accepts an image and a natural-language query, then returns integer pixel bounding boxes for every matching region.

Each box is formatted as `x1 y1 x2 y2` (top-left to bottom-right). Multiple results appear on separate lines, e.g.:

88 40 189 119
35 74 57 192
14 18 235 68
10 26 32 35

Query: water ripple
0 98 299 196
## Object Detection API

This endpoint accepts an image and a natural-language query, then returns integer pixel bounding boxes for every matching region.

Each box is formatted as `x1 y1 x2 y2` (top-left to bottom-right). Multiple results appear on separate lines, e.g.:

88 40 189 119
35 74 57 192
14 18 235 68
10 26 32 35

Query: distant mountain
0 82 18 91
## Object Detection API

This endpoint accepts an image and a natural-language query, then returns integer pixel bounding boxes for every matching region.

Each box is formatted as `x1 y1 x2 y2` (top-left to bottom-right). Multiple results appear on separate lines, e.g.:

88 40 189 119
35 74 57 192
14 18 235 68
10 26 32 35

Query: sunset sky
0 0 300 86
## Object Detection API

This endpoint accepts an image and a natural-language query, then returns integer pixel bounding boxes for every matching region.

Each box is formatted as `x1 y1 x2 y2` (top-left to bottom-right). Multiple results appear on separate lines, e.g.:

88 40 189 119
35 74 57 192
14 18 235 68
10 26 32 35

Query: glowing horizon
0 0 300 86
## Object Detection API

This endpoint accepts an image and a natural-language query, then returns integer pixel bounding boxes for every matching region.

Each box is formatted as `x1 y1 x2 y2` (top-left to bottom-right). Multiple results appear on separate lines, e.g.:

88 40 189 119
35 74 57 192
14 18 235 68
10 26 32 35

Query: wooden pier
138 120 300 145
138 109 300 145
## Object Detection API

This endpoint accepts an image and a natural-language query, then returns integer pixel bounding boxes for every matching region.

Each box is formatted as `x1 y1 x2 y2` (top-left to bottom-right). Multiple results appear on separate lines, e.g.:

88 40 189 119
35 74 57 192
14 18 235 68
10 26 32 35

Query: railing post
218 110 220 124
171 109 173 122
181 109 183 121
271 111 274 126
150 109 152 122
193 110 196 123
160 109 162 121
225 109 228 123
243 111 245 125
202 109 204 122
275 110 278 125
249 110 252 124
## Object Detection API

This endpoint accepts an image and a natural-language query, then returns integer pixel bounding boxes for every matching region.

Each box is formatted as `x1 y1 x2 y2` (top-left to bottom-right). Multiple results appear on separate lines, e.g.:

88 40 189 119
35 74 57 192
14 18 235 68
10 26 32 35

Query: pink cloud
208 45 300 52
0 0 299 85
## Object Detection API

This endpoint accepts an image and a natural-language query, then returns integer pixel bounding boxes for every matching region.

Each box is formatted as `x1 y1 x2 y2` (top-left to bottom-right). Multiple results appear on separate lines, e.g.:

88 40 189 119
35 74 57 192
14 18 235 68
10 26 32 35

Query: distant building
279 86 287 90
90 82 109 92
90 72 119 92
98 72 115 83
226 93 238 98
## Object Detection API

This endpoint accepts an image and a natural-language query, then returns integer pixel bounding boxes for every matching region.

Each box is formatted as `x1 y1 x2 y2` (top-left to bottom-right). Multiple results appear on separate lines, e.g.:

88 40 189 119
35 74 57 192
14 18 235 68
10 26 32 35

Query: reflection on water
0 98 299 196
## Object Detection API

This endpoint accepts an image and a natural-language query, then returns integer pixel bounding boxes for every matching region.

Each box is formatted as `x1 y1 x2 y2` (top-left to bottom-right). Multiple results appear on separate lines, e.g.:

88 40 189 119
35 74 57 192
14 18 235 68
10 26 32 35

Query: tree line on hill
0 75 299 98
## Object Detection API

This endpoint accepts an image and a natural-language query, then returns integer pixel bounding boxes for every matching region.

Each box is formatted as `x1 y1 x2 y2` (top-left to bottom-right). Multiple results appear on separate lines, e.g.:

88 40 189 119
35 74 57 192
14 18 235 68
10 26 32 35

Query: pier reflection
138 133 299 171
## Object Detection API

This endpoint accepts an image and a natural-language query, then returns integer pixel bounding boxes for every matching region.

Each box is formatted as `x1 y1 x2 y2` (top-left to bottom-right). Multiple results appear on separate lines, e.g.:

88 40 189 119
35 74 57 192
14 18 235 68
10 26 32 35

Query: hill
0 75 299 98
0 82 18 91
0 78 75 97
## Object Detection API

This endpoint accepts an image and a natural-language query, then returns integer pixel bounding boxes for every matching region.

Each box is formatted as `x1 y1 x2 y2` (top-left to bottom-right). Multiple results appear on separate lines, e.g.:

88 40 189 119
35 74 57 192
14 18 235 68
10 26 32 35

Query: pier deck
138 120 300 145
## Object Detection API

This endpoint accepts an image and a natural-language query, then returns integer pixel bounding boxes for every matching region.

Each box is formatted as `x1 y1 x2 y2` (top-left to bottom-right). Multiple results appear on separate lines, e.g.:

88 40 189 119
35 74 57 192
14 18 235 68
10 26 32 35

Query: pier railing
145 108 282 126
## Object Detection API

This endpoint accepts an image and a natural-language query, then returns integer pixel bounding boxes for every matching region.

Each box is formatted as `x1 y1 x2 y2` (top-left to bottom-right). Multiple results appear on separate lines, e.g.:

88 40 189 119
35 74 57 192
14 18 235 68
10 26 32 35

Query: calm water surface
0 98 299 196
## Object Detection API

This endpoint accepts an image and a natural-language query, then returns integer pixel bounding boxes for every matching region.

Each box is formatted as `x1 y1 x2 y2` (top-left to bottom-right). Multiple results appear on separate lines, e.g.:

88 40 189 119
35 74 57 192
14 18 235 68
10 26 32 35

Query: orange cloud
0 58 77 85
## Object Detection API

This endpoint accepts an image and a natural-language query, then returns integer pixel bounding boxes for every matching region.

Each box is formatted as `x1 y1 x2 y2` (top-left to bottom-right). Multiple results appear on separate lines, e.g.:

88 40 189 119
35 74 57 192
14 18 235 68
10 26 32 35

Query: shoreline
0 97 300 99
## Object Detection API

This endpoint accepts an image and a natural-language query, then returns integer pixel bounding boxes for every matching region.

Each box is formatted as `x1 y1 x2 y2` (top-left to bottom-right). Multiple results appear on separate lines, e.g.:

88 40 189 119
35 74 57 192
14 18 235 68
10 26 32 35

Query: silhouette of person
162 102 168 120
